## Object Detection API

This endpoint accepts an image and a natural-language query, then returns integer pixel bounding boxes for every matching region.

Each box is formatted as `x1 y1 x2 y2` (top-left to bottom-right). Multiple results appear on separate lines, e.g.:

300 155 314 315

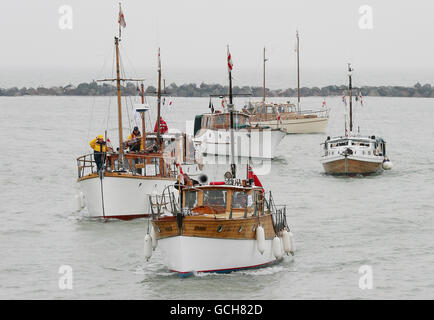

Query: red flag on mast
227 49 233 72
118 5 126 28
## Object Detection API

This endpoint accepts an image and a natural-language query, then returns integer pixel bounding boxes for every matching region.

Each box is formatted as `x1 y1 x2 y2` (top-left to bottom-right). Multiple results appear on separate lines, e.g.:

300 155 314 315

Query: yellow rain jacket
89 136 107 152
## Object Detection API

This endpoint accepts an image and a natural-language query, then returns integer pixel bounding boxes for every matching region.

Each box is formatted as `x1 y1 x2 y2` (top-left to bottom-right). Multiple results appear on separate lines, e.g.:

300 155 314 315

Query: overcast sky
1 0 433 88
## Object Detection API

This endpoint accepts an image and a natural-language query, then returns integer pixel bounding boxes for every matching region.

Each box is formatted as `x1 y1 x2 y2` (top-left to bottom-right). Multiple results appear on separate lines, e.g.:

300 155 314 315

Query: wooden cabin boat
148 169 295 276
246 34 329 134
321 135 390 174
75 6 199 220
320 64 392 175
193 46 285 159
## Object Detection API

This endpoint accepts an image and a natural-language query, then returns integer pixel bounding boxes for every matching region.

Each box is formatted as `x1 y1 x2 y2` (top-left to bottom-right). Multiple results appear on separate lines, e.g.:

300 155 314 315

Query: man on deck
126 126 143 152
89 135 107 172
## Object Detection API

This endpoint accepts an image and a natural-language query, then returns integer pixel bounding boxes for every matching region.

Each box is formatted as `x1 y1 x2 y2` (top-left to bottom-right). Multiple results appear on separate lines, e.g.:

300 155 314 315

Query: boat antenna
157 47 162 150
263 46 267 103
227 45 236 179
296 30 301 113
348 63 354 133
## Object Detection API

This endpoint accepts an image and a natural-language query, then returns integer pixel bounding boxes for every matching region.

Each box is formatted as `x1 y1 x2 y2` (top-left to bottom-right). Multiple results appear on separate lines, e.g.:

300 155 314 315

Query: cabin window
232 191 248 209
233 115 242 126
267 107 276 114
203 189 227 207
277 106 285 113
185 191 198 209
368 151 371 155
337 141 348 146
214 114 226 126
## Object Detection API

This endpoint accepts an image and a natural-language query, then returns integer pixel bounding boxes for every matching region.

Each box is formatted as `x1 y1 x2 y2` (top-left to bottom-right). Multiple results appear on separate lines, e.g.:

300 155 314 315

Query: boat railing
76 153 178 179
265 191 288 234
149 185 180 219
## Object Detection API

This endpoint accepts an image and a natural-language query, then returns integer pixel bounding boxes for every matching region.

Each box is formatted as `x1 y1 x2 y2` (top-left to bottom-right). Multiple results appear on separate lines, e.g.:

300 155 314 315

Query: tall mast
348 63 354 133
296 30 301 112
263 47 266 103
115 36 124 161
140 82 146 152
157 48 162 150
227 45 235 178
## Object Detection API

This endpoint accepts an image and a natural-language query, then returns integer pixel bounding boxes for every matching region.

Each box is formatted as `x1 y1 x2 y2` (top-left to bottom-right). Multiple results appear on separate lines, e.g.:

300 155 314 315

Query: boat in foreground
148 169 295 276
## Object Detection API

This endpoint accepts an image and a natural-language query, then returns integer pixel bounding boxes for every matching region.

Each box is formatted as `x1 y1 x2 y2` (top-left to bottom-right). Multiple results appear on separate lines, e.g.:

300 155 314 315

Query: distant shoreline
1 81 433 98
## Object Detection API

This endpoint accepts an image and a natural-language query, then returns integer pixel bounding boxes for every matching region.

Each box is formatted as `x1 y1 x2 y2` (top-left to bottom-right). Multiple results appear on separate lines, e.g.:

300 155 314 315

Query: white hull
251 117 328 134
78 175 175 220
158 236 287 276
193 129 285 159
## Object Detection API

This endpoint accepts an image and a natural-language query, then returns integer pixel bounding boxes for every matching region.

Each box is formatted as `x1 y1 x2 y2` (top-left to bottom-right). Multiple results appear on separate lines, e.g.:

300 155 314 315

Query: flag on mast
118 4 126 28
118 3 126 38
359 92 364 106
227 47 233 72
342 93 347 106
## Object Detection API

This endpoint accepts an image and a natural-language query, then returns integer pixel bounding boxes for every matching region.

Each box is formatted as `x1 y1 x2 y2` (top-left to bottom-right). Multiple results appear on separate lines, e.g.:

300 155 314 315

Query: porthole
217 225 223 233
238 226 243 233
252 224 256 232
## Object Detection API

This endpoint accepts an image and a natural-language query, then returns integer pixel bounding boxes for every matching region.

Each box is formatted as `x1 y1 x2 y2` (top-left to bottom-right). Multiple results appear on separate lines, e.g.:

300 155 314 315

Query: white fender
256 225 265 255
144 234 152 261
382 160 393 170
150 226 158 250
272 236 282 259
282 230 292 255
289 231 296 253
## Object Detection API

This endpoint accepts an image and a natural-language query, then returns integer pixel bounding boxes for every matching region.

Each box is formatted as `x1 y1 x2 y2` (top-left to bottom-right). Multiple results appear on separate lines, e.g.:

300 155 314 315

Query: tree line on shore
1 81 433 98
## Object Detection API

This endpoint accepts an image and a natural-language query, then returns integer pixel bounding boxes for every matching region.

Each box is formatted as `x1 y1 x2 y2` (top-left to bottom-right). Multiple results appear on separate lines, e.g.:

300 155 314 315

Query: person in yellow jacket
126 126 143 152
89 135 107 172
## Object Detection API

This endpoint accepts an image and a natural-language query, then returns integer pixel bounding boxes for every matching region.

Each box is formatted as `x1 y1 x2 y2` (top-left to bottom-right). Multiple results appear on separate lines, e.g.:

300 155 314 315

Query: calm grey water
0 95 433 299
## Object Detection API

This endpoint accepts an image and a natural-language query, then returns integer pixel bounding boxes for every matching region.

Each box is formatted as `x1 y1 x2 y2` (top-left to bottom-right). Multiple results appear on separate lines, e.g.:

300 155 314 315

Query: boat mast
263 47 266 103
157 48 162 150
348 63 354 133
296 30 301 112
115 36 124 161
227 45 236 178
140 82 146 152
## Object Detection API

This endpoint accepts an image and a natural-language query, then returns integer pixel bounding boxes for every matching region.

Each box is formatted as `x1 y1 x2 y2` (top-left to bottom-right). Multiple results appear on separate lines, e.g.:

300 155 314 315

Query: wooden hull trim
322 157 383 175
77 172 177 182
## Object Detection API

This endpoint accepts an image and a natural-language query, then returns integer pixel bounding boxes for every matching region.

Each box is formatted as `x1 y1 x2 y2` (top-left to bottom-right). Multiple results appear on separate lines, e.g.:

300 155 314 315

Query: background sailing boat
247 32 329 134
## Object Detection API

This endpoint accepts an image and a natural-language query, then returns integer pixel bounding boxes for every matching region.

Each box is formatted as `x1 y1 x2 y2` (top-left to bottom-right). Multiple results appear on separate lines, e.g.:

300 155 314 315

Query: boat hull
321 156 383 175
157 236 284 276
77 173 176 220
251 117 328 134
194 128 285 159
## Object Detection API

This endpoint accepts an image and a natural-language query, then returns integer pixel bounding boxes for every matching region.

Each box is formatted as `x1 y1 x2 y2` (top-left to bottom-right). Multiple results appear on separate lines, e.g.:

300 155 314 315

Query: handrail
76 152 178 179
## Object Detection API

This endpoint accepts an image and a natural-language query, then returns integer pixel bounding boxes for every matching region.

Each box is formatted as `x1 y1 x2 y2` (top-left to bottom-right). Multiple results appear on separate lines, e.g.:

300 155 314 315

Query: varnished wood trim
77 172 177 182
153 214 276 240
323 158 382 175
